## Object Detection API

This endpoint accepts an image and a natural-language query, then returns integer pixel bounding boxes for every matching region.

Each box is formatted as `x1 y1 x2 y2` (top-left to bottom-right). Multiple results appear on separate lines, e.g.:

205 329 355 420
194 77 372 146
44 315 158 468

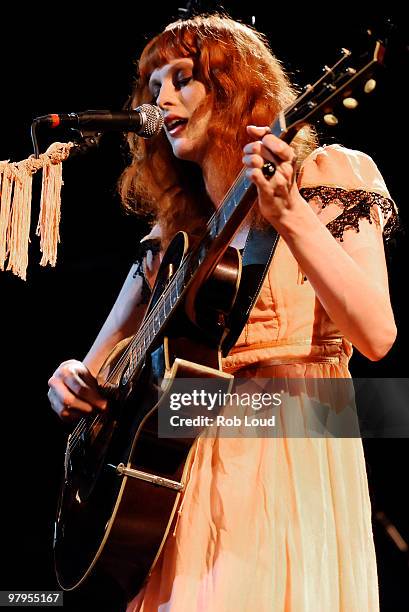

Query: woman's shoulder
298 144 399 240
140 223 163 245
137 223 163 258
299 143 391 198
134 224 163 288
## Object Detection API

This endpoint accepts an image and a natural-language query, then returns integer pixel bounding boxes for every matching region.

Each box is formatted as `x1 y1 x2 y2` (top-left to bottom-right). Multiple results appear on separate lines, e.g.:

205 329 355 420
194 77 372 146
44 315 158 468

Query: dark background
1 2 408 610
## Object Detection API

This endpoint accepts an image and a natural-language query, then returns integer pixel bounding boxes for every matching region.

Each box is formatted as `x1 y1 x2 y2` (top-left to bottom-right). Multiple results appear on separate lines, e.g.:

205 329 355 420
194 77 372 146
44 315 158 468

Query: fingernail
248 125 270 131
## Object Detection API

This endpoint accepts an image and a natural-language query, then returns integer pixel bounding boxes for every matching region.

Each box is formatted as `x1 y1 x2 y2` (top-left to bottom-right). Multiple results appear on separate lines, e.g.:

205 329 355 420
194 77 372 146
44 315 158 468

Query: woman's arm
48 235 162 421
83 263 151 376
275 201 396 361
243 126 397 361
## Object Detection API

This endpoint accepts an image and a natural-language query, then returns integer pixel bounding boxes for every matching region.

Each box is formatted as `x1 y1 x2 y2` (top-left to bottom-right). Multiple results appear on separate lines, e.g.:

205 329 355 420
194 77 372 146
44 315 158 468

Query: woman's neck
201 155 236 209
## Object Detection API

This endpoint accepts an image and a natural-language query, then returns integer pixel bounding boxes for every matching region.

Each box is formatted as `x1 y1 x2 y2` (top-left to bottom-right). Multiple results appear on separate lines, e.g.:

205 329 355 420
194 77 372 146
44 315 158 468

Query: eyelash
150 76 192 102
176 77 192 89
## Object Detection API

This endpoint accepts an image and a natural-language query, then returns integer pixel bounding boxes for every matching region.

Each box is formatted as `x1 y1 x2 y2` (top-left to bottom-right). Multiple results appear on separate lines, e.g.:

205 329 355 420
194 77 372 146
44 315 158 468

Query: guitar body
54 232 239 598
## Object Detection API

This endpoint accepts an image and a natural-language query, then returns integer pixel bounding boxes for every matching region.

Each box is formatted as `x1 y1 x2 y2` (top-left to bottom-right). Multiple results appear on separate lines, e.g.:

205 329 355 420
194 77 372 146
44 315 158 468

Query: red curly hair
118 14 318 246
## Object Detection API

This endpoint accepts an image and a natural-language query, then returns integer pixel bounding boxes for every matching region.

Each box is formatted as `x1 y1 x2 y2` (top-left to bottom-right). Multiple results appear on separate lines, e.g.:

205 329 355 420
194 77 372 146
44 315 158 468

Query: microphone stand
31 118 101 159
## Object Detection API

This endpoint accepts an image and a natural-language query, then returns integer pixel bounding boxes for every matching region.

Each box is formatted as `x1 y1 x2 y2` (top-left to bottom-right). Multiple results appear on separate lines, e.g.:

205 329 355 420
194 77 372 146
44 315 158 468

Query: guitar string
67 50 355 451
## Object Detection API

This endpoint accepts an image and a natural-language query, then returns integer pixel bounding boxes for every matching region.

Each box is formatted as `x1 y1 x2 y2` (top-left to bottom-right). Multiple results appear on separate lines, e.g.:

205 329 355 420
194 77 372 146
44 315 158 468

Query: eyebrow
148 60 193 88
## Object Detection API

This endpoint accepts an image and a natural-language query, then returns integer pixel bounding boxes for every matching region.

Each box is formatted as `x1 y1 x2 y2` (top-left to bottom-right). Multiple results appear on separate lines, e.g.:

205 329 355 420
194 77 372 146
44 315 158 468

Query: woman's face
148 57 211 165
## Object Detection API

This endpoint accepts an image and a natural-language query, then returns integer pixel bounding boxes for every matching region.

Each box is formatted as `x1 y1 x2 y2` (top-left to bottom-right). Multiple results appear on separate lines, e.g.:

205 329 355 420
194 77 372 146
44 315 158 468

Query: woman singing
48 14 398 611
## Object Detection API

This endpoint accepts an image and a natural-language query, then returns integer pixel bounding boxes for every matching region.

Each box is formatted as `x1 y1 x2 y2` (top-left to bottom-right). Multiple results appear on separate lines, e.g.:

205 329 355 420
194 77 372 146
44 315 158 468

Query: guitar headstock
277 33 387 140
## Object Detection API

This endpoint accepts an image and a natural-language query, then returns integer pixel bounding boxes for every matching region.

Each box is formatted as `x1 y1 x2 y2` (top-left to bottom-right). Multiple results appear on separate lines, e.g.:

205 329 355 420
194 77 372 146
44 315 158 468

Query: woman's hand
242 125 303 226
48 359 108 422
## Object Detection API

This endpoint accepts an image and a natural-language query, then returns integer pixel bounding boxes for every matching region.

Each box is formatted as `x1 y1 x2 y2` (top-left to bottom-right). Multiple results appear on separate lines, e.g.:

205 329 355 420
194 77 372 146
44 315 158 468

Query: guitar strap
222 222 280 356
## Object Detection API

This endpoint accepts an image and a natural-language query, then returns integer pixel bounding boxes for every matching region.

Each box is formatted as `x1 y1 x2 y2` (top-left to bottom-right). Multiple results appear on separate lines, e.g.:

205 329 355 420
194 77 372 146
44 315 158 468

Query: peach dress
127 145 396 611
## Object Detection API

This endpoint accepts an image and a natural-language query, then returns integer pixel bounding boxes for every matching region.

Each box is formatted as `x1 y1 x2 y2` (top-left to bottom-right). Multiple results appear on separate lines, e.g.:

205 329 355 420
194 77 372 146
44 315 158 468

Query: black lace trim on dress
133 237 161 303
299 186 399 242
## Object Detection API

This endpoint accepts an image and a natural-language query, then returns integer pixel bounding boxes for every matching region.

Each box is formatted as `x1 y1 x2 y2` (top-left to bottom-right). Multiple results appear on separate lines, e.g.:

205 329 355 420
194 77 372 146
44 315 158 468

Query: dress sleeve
133 224 162 293
298 144 399 241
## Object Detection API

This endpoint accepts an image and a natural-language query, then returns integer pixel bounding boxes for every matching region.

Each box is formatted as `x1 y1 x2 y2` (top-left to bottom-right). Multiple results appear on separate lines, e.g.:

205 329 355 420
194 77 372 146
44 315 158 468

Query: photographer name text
169 415 276 428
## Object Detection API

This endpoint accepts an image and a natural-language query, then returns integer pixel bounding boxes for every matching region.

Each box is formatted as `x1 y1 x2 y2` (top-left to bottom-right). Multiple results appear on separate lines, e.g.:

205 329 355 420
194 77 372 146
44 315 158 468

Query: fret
208 217 218 239
193 244 205 267
182 261 192 283
129 347 134 371
147 321 155 344
170 284 178 306
224 191 235 218
222 203 228 224
160 307 166 324
233 179 246 204
176 275 184 296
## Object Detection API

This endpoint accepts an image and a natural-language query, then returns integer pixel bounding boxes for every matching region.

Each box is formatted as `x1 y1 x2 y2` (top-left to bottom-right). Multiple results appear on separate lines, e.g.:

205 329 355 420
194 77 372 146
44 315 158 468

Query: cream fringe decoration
0 141 73 280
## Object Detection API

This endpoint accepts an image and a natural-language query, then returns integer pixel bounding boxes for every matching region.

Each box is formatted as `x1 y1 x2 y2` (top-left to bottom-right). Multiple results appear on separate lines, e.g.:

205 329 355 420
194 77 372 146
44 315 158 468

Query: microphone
32 104 164 138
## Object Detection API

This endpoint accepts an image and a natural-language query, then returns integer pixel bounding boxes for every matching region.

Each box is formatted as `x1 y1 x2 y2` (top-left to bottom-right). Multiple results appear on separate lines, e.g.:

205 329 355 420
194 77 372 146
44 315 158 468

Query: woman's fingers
244 130 296 163
48 383 94 420
242 126 302 225
244 167 278 199
47 359 107 421
242 153 264 169
262 135 296 164
242 152 295 183
246 125 271 139
243 127 297 188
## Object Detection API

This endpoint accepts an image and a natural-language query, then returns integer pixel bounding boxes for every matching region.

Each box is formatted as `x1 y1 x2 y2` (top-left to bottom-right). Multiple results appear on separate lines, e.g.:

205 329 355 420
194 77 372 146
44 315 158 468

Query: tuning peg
364 79 377 93
343 97 359 109
323 114 339 126
340 48 351 57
